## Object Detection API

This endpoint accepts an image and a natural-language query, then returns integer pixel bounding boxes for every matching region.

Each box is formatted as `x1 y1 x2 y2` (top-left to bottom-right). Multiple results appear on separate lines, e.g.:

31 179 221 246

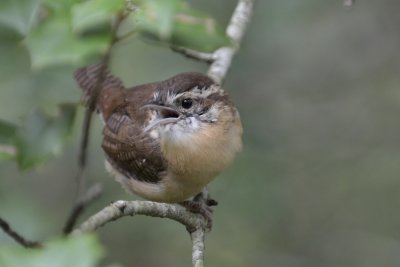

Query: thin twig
171 0 254 84
75 12 126 193
208 0 254 83
0 217 42 248
63 184 103 234
171 47 215 63
64 12 128 234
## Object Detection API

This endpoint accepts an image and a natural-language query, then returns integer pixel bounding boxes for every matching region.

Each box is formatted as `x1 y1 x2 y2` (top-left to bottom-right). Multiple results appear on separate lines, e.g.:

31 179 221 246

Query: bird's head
143 72 237 137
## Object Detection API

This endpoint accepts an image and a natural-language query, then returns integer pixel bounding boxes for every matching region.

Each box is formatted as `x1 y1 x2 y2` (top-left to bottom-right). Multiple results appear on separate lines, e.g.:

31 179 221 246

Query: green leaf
0 234 103 267
41 0 82 10
0 0 41 35
15 104 77 170
171 10 231 52
71 0 125 33
0 120 16 145
23 0 110 69
134 1 231 52
24 13 109 69
134 0 181 41
0 120 17 160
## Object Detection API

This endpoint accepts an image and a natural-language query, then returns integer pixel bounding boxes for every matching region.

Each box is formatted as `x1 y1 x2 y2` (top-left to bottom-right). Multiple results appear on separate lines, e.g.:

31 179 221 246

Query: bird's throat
159 120 242 185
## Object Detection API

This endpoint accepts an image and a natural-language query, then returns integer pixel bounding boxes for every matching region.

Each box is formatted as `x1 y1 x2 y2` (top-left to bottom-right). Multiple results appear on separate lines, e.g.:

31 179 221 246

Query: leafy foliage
71 0 125 33
0 0 41 35
0 120 17 160
0 234 103 267
134 0 231 52
0 105 77 170
0 0 230 69
24 0 110 69
24 16 109 69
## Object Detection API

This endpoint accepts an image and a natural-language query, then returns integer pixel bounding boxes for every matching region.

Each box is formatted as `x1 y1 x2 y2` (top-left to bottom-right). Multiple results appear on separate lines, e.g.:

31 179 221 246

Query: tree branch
63 12 129 234
73 201 206 234
172 0 254 84
171 46 215 63
208 0 254 83
191 228 206 267
73 200 207 265
0 217 42 248
63 183 103 234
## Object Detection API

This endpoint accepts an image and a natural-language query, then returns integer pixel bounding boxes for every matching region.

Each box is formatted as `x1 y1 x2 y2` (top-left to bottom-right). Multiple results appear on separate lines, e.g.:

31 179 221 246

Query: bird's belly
159 170 214 202
104 160 205 203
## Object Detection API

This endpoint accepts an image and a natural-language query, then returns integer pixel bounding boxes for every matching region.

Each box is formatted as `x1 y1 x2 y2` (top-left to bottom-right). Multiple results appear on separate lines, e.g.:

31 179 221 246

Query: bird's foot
181 194 218 230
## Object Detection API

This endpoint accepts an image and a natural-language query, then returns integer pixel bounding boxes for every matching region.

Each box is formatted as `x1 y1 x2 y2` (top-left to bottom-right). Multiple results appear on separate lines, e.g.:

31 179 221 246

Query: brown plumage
74 64 242 203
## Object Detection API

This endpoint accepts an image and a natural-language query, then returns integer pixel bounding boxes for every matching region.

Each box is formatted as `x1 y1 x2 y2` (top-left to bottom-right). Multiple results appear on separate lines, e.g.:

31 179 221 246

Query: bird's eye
181 98 193 109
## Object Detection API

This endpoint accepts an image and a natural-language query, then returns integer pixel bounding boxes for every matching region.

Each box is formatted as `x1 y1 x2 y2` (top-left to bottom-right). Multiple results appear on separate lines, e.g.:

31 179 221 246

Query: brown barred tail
74 63 125 109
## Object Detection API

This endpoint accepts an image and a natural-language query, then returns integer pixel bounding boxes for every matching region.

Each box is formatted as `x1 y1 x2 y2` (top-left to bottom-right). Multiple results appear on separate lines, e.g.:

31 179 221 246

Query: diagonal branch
63 183 103 234
63 12 129 235
207 0 254 84
171 46 215 63
0 217 42 249
172 0 254 84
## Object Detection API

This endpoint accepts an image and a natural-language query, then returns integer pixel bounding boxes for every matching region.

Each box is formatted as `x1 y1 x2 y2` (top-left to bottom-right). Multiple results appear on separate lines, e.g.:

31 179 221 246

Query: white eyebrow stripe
178 85 223 99
166 90 177 103
152 91 159 101
191 85 222 97
154 84 223 104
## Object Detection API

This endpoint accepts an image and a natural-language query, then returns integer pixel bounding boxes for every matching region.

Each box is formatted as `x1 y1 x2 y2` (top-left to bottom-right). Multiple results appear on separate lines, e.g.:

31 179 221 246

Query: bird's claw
181 197 216 230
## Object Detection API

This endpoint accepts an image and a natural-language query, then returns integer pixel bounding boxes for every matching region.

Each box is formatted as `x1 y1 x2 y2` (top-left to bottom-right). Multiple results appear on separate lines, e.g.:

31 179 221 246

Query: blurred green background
2 1 400 266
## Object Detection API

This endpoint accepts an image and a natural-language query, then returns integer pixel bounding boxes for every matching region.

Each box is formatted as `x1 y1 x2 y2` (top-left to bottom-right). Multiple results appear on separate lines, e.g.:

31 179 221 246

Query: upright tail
74 63 126 120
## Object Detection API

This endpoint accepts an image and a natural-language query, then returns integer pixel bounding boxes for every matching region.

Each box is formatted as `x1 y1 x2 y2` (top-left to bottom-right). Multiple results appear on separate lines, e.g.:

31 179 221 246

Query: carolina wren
74 64 242 208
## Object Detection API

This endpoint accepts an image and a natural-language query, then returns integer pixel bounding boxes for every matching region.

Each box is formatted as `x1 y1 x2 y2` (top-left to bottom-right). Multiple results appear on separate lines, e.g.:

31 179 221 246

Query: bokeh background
2 1 400 266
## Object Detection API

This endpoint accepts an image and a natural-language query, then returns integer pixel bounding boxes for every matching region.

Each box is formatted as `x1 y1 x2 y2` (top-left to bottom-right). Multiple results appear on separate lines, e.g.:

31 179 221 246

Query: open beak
142 104 181 132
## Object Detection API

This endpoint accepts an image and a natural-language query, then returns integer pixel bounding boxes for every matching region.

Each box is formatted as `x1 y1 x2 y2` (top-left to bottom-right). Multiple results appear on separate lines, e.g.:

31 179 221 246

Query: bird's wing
102 109 166 184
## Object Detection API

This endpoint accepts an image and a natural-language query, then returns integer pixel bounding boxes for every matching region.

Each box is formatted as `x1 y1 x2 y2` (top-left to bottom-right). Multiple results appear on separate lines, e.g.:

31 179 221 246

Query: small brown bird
74 64 242 216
